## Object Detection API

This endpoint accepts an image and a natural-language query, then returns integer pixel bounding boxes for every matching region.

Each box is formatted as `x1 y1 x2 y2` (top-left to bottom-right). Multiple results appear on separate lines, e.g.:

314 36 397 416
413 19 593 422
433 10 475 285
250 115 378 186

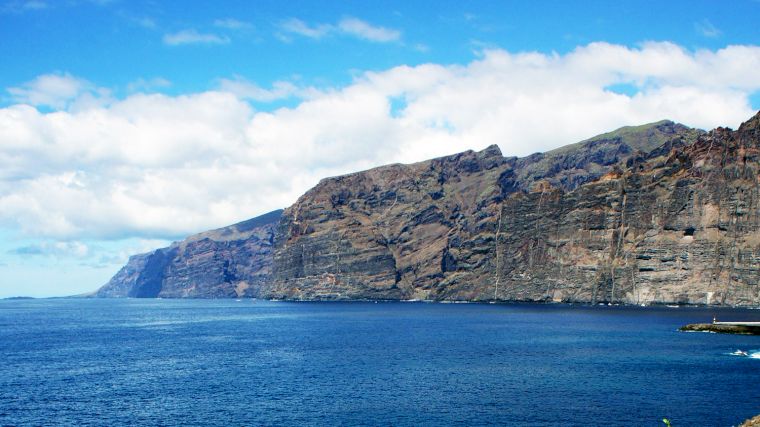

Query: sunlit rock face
99 112 760 306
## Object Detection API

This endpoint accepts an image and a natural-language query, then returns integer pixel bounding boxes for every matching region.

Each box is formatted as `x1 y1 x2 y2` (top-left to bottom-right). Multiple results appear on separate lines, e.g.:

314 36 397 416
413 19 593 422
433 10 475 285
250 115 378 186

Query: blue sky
1 0 760 297
4 0 760 100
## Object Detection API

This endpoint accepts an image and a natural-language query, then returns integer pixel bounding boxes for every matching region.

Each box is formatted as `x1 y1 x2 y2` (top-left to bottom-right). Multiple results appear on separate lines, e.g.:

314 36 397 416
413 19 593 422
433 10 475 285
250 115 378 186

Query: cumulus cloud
163 29 230 46
6 73 104 109
279 16 401 42
1 42 760 242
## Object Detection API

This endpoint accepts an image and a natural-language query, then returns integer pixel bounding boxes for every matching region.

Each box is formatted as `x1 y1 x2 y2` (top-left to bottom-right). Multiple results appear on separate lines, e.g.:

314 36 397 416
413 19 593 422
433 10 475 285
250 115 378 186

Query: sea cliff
97 112 760 306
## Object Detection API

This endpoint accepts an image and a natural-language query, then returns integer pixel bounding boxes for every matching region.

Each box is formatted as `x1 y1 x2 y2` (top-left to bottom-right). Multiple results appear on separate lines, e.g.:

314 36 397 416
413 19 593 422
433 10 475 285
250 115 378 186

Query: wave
728 349 760 358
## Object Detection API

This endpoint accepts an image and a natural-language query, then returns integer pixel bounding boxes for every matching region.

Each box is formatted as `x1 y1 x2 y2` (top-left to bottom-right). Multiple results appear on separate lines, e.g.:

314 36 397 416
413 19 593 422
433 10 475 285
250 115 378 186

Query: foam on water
727 349 760 358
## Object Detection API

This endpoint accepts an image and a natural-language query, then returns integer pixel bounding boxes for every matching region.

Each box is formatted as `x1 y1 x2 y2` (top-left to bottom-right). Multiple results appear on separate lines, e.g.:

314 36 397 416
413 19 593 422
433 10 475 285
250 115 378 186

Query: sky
1 0 760 298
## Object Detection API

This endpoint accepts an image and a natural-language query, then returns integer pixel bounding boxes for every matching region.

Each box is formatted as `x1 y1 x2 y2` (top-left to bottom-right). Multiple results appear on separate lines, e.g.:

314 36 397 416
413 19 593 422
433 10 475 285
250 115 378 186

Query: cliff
491 113 760 305
96 209 282 298
97 113 760 305
266 119 705 302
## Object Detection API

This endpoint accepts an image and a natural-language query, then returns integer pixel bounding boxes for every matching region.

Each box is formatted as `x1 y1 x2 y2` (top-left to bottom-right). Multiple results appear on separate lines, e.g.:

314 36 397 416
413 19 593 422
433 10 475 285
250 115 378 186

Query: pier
712 321 760 326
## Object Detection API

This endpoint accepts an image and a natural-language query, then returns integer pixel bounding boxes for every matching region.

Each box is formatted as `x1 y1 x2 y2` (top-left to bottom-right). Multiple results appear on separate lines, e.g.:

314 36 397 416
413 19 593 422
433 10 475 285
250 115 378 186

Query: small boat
731 349 749 357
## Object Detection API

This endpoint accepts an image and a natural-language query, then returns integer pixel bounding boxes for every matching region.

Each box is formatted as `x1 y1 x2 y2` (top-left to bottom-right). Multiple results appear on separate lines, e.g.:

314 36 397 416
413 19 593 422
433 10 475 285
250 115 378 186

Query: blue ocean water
1 299 759 426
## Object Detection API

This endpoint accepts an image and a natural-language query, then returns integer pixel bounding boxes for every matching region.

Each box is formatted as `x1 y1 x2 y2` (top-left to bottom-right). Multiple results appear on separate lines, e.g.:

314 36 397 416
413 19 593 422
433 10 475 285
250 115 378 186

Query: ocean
1 299 758 426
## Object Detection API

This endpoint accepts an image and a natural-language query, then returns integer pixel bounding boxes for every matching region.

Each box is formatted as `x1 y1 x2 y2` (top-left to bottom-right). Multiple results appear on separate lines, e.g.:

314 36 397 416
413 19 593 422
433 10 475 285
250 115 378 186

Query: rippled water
1 299 759 426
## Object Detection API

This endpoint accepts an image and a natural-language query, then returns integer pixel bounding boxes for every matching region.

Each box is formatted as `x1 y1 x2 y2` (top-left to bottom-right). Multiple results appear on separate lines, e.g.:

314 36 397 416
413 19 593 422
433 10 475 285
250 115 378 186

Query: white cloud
695 19 721 38
2 0 116 13
214 18 253 30
85 0 116 5
22 0 46 10
337 17 401 42
135 17 156 29
217 76 298 102
413 43 430 53
1 0 47 12
1 42 760 242
126 77 171 93
280 18 332 39
7 73 95 109
163 29 230 46
279 16 401 43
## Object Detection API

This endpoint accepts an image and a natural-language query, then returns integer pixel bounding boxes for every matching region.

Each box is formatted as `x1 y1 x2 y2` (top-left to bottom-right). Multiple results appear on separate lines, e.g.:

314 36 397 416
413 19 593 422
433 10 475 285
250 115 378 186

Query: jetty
680 321 760 335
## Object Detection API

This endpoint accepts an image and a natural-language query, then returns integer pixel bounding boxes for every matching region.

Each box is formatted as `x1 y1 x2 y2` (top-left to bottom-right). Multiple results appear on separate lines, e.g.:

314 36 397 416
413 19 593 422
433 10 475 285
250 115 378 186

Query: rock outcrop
97 113 760 306
741 414 760 427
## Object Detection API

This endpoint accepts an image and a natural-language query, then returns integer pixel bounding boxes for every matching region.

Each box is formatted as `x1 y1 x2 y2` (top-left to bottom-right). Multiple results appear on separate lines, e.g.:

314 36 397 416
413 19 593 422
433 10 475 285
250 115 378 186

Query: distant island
96 112 760 307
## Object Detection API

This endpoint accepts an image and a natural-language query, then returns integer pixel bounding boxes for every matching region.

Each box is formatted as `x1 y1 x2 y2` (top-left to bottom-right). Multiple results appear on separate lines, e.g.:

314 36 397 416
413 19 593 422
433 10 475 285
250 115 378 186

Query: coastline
6 295 760 313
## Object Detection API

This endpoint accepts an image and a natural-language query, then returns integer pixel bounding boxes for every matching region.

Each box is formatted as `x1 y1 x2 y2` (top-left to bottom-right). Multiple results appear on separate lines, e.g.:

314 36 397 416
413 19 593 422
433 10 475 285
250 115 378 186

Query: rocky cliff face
96 210 282 298
98 113 760 306
266 119 706 302
269 144 507 300
500 112 760 306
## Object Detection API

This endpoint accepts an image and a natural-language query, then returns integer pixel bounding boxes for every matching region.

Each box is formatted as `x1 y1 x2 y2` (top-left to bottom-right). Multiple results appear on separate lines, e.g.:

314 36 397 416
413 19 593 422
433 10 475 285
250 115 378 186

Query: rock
741 414 760 427
679 323 760 335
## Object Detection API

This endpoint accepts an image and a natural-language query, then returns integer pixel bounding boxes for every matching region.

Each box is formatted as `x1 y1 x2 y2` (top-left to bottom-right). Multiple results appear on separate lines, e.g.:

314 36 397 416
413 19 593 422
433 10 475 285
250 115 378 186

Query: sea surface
1 299 759 426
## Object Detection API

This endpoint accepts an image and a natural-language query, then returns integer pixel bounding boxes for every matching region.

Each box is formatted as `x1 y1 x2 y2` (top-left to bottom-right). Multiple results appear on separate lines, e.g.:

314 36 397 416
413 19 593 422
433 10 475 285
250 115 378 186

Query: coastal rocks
679 323 760 335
